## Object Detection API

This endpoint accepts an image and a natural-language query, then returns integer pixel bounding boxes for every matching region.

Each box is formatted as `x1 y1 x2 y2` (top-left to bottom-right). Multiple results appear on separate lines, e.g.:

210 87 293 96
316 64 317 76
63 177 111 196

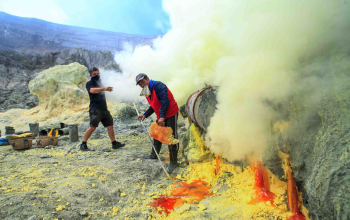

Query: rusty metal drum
185 87 218 131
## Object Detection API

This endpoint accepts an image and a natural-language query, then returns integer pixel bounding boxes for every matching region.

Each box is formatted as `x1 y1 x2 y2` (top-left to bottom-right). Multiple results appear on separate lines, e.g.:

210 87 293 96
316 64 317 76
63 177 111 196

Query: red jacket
145 81 178 120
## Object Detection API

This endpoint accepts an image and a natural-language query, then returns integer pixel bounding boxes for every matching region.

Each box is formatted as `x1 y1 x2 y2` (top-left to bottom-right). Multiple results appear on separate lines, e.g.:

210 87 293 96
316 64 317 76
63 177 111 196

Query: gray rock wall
263 51 350 220
0 48 120 111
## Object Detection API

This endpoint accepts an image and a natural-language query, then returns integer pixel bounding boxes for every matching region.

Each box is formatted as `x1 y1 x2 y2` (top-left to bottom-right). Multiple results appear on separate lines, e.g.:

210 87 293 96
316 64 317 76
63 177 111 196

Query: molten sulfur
287 169 306 220
214 155 220 175
249 158 275 205
149 122 179 145
149 180 214 216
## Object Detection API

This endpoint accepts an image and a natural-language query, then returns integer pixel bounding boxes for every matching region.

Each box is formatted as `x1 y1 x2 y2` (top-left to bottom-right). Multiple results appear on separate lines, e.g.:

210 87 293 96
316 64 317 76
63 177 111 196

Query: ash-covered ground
0 122 303 220
0 122 187 220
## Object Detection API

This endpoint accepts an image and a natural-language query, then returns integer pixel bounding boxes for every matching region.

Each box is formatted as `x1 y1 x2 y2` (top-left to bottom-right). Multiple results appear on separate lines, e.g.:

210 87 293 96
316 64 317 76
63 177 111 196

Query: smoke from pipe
110 0 350 161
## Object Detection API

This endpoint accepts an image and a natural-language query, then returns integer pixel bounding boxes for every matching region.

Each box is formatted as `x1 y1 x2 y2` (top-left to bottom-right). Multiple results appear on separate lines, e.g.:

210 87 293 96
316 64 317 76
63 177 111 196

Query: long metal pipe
58 127 70 135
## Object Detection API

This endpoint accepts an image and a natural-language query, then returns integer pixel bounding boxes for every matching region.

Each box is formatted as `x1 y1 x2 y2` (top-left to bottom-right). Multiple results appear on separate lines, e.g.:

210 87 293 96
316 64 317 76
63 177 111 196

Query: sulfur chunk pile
149 122 179 145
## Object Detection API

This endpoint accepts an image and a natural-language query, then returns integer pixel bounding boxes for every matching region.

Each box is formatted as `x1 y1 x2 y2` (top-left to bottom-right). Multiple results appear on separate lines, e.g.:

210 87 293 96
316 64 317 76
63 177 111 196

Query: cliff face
0 11 159 54
263 69 350 219
0 48 120 111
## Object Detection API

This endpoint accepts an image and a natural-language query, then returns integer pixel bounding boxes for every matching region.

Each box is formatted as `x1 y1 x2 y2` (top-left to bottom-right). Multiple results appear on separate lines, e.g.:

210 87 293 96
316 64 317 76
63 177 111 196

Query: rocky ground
0 116 306 220
0 119 183 220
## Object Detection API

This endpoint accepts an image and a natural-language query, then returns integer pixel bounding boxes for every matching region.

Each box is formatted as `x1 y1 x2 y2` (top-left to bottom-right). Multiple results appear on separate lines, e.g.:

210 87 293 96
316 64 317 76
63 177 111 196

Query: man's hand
104 86 113 92
158 118 165 127
138 115 146 122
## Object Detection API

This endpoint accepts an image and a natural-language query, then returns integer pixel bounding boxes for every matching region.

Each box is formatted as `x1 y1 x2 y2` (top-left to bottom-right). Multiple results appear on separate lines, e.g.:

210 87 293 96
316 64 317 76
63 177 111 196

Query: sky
0 0 171 35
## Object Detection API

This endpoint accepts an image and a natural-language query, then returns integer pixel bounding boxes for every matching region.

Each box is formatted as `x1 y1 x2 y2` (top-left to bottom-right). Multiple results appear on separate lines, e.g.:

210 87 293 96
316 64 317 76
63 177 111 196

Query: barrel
58 127 70 136
68 123 79 142
185 87 218 131
5 126 15 135
29 123 39 138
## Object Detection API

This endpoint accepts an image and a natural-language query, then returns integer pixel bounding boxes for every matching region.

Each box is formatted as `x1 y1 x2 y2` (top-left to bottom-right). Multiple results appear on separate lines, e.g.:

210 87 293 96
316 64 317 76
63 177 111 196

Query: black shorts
89 109 114 127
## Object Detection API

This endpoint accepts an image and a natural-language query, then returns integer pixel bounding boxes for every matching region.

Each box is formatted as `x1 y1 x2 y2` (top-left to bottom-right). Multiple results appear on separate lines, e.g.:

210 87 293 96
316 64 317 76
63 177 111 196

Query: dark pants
154 113 179 151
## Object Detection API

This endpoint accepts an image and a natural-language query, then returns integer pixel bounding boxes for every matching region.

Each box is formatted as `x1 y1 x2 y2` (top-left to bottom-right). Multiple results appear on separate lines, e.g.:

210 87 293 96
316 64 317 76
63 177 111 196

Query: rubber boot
142 143 161 159
166 150 179 174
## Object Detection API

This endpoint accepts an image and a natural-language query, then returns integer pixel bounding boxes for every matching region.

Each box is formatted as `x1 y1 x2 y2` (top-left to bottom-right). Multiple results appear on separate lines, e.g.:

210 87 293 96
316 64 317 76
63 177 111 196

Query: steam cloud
112 0 350 161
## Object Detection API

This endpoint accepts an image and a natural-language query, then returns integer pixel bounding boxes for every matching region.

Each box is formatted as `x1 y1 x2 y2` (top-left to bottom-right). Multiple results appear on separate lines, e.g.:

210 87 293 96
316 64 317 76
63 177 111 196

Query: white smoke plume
114 0 350 161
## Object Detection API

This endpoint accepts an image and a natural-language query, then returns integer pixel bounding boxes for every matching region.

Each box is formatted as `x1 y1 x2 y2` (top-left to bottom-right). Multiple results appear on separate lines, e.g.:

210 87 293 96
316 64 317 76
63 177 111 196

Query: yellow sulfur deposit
154 156 297 220
186 123 212 163
56 205 66 211
6 133 34 140
149 122 179 145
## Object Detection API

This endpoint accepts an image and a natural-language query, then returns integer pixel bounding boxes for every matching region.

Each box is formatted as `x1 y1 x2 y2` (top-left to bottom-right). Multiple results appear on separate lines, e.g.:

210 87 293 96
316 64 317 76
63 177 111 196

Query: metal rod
133 103 171 179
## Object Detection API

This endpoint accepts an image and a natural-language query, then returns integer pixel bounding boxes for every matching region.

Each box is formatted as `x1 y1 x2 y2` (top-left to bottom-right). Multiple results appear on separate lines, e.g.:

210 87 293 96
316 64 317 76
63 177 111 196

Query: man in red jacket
136 73 179 173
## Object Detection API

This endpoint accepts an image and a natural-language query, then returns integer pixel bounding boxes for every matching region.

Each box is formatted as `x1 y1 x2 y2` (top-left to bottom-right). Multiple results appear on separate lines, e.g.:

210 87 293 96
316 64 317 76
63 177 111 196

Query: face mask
140 85 151 97
91 75 100 81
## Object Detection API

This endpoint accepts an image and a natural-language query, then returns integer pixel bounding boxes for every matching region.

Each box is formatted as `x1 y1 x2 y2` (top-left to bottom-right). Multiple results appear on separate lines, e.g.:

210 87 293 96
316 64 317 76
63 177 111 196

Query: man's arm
89 87 113 93
144 106 155 118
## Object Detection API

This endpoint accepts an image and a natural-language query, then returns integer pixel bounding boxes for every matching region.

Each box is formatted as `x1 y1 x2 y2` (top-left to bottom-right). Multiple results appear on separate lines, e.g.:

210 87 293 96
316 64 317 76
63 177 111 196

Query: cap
135 73 147 85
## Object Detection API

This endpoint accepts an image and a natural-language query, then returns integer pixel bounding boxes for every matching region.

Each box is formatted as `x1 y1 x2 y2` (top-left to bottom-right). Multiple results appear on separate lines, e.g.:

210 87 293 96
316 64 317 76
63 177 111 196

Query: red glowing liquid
214 155 220 175
287 169 306 220
148 180 214 216
288 213 306 220
249 160 275 205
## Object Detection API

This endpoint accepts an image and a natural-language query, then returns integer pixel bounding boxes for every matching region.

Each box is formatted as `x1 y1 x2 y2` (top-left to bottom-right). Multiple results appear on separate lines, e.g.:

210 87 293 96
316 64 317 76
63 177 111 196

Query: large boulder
0 48 120 111
28 62 89 119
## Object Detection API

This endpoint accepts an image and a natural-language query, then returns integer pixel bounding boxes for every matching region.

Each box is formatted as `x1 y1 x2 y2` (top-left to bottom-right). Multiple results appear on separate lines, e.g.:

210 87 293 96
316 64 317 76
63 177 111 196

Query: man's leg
102 111 125 149
81 126 96 151
83 126 97 142
106 126 116 142
81 110 100 151
165 114 179 173
142 139 162 159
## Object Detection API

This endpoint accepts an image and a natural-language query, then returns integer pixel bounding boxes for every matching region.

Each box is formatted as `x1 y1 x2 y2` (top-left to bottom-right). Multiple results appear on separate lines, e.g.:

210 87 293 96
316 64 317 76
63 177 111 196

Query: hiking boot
112 141 125 149
166 150 179 174
80 142 91 151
